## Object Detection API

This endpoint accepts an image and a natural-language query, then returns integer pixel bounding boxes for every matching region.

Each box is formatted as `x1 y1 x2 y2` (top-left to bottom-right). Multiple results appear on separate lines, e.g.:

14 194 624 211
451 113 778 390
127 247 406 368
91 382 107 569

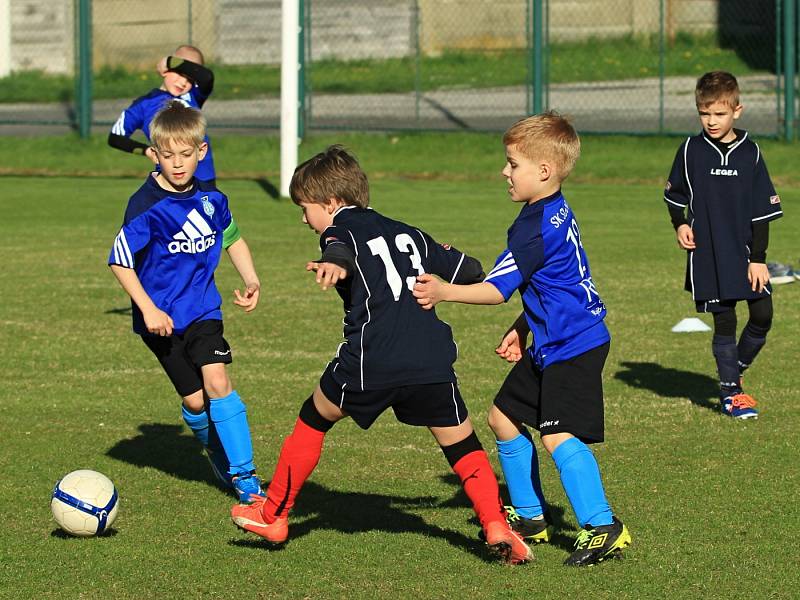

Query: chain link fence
0 0 797 138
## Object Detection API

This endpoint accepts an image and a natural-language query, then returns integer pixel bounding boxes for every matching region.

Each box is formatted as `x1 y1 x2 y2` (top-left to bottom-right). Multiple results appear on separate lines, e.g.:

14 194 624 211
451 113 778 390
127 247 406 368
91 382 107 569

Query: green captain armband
223 218 241 249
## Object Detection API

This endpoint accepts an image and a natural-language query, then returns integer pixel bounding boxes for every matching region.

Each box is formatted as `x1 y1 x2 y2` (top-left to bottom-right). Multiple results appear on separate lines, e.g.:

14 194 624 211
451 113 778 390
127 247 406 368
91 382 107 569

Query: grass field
1 134 799 599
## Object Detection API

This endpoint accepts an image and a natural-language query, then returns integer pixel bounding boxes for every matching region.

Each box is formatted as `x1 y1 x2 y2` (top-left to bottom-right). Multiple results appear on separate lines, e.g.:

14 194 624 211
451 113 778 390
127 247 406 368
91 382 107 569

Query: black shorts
319 363 468 430
493 342 609 444
141 319 232 397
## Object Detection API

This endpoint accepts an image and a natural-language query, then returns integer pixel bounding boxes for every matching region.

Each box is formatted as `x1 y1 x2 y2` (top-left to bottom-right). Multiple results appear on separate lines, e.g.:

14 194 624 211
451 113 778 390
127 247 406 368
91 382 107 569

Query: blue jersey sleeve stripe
112 236 124 266
112 111 126 135
119 230 134 266
485 264 519 281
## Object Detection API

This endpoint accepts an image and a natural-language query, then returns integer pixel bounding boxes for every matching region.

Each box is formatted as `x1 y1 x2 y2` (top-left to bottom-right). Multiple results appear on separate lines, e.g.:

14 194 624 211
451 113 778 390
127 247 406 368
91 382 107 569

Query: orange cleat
230 495 289 544
483 520 534 565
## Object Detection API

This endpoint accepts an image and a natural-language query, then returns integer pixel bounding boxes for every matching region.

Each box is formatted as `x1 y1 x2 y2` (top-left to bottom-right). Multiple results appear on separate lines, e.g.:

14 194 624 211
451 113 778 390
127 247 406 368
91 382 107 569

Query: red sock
262 418 326 522
452 450 505 530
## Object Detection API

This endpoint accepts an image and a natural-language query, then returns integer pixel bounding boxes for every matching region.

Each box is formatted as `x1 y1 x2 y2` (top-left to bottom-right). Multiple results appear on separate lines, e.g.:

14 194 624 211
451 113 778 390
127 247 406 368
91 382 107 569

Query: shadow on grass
105 306 132 316
614 361 719 412
254 177 280 200
50 527 119 539
437 473 575 554
228 481 491 560
105 423 220 489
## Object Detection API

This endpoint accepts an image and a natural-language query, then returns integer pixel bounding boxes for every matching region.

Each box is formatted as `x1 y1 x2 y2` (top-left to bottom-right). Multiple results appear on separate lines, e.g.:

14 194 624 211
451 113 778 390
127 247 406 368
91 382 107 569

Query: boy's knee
203 367 233 399
182 390 205 413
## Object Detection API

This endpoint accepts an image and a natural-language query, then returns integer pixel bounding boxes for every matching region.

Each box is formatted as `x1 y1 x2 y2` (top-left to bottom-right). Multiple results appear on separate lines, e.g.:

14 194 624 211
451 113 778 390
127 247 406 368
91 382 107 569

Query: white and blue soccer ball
51 470 119 537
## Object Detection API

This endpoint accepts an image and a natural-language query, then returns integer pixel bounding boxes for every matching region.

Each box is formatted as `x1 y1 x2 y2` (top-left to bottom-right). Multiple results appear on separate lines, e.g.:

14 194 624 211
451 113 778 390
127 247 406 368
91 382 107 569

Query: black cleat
564 516 631 567
505 506 553 544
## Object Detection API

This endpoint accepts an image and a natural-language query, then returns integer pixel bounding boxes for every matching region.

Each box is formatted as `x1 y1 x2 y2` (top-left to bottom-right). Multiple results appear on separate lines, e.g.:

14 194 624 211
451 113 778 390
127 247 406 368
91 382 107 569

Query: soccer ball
51 470 119 537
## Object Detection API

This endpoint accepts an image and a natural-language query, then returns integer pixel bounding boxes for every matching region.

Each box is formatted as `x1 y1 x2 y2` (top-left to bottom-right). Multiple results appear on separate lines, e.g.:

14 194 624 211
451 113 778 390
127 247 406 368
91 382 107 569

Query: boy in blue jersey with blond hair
108 44 217 184
108 100 264 503
414 111 631 567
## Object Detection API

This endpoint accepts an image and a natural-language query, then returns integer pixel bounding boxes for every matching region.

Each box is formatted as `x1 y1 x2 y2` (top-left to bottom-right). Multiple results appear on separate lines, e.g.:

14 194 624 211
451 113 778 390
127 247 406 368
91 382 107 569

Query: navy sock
737 323 768 375
552 437 613 528
209 391 256 476
496 431 546 519
712 334 740 397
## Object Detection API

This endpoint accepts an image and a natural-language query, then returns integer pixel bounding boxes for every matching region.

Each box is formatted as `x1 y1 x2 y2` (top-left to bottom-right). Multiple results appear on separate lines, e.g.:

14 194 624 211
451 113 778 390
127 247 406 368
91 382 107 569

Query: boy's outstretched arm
165 56 215 100
413 274 504 310
226 238 261 312
110 265 174 336
306 239 354 291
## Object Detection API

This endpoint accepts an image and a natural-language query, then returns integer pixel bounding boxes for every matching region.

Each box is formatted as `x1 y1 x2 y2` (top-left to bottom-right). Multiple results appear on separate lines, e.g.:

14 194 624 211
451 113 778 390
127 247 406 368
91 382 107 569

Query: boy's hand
748 262 769 293
233 284 260 312
413 273 445 310
676 224 696 250
143 307 174 336
307 261 347 291
156 56 168 76
496 327 526 363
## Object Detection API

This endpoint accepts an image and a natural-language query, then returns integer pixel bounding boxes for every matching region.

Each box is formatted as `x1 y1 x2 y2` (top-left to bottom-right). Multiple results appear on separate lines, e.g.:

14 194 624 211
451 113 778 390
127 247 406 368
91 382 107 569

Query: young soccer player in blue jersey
663 72 782 420
414 112 631 567
108 45 217 184
108 101 264 502
230 145 534 565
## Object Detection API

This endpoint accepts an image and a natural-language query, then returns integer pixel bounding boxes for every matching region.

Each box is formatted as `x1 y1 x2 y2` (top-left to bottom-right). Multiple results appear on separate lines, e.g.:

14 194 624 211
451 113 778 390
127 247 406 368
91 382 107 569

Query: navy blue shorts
319 362 468 430
493 343 609 444
142 319 232 397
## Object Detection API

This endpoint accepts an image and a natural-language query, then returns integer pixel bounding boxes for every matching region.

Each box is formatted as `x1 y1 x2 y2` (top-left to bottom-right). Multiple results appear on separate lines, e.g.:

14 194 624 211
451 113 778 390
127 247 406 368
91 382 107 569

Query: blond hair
290 145 370 208
695 71 740 108
503 111 580 181
174 45 205 64
149 100 206 150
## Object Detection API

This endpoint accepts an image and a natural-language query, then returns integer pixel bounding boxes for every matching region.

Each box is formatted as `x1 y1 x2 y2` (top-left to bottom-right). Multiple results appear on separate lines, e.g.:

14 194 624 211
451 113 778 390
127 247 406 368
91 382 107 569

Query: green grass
1 136 799 598
2 132 799 189
0 33 770 103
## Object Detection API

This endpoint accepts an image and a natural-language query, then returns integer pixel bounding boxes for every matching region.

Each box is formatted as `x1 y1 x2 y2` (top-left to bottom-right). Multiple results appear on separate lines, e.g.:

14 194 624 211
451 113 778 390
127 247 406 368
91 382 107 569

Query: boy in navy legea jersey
108 101 265 503
108 44 217 184
230 145 534 565
413 112 631 567
664 72 782 420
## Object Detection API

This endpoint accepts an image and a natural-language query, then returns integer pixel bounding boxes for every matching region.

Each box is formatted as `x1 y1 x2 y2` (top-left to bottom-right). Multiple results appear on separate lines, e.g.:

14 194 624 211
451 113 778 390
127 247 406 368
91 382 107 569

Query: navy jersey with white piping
320 206 483 391
108 174 240 335
484 191 610 369
110 88 215 181
664 130 782 303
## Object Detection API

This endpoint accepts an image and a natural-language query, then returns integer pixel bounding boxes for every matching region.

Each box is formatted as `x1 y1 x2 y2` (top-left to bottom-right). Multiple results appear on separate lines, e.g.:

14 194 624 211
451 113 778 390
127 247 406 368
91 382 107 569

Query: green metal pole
525 0 532 114
532 0 543 114
77 0 92 139
414 0 421 122
784 0 796 140
298 0 305 139
658 0 665 134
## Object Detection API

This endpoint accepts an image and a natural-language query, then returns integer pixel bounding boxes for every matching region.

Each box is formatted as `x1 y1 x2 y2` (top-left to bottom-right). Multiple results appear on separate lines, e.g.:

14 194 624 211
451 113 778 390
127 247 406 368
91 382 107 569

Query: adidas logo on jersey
709 168 738 176
168 208 217 254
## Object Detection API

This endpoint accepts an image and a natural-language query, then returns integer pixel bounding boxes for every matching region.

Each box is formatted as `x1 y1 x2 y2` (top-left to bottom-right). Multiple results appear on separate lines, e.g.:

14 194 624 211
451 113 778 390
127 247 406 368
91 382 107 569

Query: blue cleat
232 473 265 504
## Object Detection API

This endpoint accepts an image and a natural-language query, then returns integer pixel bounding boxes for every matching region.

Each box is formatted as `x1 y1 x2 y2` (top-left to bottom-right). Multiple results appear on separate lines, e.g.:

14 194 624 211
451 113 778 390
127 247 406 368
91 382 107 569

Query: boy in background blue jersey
414 112 631 567
108 101 264 503
108 45 217 184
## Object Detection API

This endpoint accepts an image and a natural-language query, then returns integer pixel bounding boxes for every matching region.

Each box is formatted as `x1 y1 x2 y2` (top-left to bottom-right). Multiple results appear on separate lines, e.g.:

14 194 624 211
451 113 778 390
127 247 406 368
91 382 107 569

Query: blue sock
552 437 613 527
209 391 256 476
496 431 546 518
181 405 210 446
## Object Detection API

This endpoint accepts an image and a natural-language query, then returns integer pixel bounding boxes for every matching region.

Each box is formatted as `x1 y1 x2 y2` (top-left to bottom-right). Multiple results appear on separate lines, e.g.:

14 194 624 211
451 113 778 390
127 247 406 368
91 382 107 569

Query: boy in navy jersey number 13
231 145 534 565
108 101 264 503
663 72 782 419
414 112 631 567
108 45 217 184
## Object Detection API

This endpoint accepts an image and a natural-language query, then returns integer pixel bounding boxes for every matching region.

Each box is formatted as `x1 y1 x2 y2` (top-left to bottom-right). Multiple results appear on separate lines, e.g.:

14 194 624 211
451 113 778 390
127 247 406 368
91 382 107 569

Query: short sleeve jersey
484 192 610 369
321 206 475 391
663 130 782 302
108 175 239 335
110 87 216 181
